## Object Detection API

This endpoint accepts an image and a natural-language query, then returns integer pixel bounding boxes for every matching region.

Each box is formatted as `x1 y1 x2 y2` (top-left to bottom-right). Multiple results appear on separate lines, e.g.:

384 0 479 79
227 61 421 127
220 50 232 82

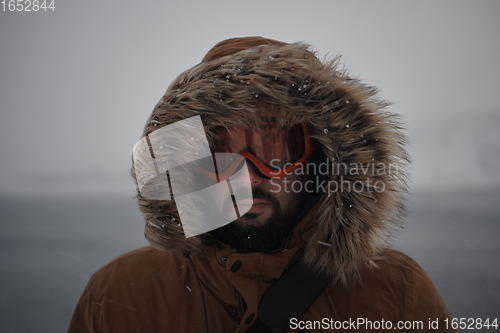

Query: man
68 37 456 332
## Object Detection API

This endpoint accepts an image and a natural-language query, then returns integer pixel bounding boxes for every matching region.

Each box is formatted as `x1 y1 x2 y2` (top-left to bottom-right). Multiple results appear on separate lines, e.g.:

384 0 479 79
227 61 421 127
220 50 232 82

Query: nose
229 159 266 190
247 162 265 186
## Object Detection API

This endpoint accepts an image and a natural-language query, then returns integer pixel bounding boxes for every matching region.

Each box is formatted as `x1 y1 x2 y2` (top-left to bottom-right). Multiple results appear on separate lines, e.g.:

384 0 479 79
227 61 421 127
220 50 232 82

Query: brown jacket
68 201 455 332
68 37 456 332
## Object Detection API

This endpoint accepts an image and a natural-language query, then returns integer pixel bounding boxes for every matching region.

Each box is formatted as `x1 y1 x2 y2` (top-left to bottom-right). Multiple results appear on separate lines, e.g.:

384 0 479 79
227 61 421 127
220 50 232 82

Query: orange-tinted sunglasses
206 122 312 180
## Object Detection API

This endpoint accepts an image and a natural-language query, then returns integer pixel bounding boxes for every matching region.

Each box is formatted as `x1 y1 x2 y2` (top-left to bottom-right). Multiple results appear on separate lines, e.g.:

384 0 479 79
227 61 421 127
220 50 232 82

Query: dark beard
210 187 304 253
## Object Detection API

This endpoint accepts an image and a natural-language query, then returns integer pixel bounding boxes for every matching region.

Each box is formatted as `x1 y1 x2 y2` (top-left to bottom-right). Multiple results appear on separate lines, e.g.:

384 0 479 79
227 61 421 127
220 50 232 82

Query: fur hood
132 37 409 283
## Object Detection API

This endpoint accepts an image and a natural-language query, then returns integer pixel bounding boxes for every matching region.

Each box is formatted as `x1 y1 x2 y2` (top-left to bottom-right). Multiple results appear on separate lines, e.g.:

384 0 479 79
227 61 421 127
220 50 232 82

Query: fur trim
132 40 409 283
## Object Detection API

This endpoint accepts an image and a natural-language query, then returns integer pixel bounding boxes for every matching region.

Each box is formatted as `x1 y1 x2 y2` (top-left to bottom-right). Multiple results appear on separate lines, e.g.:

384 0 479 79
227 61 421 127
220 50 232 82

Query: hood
132 36 409 283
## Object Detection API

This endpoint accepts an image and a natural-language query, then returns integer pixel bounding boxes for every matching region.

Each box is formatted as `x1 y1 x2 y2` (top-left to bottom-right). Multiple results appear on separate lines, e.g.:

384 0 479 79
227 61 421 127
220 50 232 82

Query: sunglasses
205 122 312 180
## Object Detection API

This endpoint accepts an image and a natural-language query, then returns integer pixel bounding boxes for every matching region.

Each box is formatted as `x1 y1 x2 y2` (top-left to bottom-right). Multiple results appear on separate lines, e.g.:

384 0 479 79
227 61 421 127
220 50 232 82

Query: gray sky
1 0 499 195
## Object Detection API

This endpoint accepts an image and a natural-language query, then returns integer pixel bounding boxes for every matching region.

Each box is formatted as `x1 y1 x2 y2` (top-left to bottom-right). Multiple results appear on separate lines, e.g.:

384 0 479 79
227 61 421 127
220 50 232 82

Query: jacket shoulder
307 249 456 332
67 246 188 333
362 249 456 331
96 245 181 273
105 245 175 264
370 249 446 307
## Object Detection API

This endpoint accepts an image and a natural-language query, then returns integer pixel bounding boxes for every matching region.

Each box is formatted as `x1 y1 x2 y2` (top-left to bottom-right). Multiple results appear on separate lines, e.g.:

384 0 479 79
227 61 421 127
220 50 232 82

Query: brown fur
131 40 409 284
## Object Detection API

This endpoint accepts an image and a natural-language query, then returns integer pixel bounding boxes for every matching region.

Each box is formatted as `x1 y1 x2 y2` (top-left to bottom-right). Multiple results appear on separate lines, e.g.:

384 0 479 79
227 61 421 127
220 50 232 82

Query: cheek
269 175 307 204
265 178 283 194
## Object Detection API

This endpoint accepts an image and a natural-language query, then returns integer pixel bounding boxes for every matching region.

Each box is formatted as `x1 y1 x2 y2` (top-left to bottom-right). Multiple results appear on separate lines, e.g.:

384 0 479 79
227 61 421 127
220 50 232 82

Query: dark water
0 189 499 332
395 190 500 326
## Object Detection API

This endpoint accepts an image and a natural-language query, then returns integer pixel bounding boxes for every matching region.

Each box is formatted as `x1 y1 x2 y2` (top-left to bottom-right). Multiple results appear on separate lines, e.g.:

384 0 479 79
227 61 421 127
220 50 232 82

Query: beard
209 187 305 253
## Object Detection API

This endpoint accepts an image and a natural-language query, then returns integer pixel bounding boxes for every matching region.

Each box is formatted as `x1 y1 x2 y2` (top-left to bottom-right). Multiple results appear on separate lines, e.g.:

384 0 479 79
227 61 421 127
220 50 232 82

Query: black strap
246 261 330 333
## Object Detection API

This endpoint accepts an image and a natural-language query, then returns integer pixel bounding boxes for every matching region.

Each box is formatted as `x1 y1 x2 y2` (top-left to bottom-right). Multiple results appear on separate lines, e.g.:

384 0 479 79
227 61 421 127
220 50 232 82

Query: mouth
236 199 270 214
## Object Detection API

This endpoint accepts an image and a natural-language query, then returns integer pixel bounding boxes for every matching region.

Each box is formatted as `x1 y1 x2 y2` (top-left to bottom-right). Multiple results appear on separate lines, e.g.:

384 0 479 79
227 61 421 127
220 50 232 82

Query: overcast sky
1 0 499 196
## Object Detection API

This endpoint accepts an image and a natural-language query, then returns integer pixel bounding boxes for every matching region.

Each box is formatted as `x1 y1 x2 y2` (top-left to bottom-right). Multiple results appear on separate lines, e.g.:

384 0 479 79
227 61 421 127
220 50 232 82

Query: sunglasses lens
210 123 309 178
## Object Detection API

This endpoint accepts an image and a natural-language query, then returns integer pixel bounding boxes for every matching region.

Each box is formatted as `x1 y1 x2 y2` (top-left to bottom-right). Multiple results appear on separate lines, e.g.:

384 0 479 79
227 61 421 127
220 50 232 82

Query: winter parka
68 37 456 333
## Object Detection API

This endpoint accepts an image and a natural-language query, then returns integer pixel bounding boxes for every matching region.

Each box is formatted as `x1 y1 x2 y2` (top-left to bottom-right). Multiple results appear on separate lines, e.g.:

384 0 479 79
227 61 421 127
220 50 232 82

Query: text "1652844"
1 0 55 11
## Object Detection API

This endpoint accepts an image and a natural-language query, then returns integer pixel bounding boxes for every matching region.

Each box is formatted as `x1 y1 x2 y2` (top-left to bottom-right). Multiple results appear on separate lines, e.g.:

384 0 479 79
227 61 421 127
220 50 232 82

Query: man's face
210 162 308 253
234 164 306 226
